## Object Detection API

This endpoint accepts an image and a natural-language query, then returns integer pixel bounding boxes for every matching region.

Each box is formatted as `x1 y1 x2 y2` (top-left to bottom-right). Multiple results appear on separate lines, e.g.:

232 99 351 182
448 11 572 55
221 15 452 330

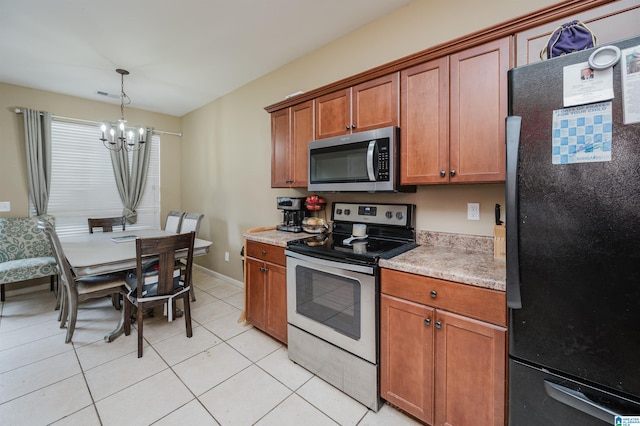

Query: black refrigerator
507 35 640 425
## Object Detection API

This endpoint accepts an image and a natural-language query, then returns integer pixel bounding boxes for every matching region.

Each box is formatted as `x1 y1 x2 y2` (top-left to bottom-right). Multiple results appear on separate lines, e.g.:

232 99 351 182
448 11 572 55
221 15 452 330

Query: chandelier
100 69 146 152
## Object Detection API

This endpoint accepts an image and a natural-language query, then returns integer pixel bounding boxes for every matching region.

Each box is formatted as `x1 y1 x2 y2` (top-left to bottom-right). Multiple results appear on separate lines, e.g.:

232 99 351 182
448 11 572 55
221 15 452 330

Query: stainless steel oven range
285 202 417 411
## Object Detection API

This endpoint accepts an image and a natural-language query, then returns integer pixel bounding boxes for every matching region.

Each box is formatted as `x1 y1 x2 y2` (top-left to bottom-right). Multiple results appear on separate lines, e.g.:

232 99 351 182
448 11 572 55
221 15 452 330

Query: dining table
59 228 212 342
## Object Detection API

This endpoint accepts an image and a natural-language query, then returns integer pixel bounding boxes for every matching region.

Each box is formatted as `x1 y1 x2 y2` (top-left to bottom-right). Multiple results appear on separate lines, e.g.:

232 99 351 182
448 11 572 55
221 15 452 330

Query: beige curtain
23 109 52 215
110 128 152 224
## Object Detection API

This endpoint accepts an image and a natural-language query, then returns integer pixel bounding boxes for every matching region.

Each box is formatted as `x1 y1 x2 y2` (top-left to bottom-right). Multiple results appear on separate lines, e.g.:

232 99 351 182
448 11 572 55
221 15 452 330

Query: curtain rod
14 108 183 137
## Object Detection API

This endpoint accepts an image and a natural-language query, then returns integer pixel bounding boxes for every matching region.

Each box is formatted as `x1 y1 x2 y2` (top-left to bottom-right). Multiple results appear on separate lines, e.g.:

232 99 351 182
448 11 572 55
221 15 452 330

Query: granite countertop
244 229 506 292
244 229 305 247
380 231 505 291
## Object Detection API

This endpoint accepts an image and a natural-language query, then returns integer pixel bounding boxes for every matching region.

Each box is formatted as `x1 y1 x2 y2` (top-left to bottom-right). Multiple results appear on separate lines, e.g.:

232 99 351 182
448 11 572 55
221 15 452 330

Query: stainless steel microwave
308 126 413 192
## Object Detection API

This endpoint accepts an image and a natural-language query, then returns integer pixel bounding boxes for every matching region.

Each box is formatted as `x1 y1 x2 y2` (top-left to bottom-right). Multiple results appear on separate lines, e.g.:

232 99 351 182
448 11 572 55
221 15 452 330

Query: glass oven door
285 250 377 364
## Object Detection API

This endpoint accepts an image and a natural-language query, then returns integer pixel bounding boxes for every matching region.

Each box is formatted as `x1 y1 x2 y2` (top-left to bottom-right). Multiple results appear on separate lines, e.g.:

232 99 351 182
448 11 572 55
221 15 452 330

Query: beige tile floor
0 269 421 425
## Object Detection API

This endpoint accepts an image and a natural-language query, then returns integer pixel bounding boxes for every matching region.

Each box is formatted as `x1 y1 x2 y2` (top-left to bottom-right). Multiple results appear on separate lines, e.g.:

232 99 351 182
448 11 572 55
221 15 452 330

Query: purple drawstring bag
540 20 597 60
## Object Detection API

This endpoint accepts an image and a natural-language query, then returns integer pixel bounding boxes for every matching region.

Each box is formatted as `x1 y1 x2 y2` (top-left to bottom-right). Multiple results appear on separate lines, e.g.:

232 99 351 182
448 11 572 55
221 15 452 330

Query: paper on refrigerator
563 61 614 107
621 45 640 124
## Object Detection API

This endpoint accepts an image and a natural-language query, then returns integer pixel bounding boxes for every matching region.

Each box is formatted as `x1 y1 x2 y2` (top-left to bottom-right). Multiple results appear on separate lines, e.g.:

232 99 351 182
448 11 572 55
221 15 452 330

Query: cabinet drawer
381 268 506 326
245 240 286 266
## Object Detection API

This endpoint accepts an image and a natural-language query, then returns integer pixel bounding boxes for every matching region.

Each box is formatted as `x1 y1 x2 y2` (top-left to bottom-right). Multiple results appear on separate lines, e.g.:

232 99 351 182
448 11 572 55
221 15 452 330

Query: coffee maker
276 197 306 232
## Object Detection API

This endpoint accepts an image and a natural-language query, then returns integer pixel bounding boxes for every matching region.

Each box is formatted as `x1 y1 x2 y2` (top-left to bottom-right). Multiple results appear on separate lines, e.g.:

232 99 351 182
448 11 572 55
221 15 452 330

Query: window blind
37 120 160 236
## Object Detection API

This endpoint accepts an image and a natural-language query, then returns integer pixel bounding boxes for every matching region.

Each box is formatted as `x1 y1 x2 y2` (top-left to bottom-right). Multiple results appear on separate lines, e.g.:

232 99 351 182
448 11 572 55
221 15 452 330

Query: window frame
34 119 160 236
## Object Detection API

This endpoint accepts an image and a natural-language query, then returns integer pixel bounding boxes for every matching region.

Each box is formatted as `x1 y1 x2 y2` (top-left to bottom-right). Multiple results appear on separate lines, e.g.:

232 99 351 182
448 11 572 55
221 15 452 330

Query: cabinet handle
424 318 431 326
430 290 437 298
285 179 293 183
450 169 456 177
440 170 446 178
260 266 269 272
435 321 442 329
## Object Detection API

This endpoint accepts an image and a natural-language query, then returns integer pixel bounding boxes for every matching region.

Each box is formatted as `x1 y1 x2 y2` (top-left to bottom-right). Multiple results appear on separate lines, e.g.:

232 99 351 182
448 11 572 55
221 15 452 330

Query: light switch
0 201 10 212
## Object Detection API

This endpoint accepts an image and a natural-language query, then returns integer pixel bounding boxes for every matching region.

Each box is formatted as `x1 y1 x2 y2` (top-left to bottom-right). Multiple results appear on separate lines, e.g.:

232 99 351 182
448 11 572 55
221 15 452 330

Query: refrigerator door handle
543 380 620 423
506 116 522 309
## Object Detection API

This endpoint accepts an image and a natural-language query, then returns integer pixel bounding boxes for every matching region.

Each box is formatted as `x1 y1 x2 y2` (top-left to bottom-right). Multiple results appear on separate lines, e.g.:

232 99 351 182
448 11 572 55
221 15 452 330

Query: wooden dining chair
87 216 127 309
164 211 184 233
38 219 129 343
123 232 195 358
88 216 126 233
179 213 204 301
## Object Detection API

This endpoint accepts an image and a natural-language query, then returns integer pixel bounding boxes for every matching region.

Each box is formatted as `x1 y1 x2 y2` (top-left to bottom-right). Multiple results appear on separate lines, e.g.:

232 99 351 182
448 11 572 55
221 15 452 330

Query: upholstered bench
0 215 57 301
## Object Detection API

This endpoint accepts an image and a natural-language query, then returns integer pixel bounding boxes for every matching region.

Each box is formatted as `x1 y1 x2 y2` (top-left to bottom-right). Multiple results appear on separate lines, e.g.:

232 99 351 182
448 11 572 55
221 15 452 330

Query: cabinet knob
261 250 267 255
435 321 442 329
260 266 269 272
346 126 350 130
450 169 456 177
440 170 446 178
424 318 431 326
430 290 437 298
351 124 356 129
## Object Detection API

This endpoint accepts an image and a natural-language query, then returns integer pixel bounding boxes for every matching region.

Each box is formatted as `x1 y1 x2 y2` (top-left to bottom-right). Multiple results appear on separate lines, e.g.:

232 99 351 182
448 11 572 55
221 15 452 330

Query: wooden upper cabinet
315 89 351 139
271 108 290 187
401 57 449 185
450 37 509 183
271 100 314 188
515 0 640 66
400 38 509 185
315 73 399 139
290 101 314 186
352 73 399 133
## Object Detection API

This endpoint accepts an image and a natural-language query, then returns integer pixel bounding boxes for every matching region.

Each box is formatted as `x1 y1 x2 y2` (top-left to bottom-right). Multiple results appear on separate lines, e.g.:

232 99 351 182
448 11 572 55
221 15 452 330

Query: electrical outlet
467 203 480 220
224 251 230 262
0 201 10 212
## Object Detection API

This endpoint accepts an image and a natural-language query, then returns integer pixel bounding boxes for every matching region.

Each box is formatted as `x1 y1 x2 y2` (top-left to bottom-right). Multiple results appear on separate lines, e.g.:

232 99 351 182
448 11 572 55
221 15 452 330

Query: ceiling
0 0 412 117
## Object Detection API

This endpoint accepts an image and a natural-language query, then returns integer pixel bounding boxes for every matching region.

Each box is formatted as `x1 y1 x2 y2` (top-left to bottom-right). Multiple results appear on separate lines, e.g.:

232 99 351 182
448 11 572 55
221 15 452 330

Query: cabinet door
515 0 640 66
315 89 351 139
245 257 266 329
352 73 399 133
265 262 287 344
290 101 314 187
434 310 506 426
271 108 290 187
450 37 509 183
400 58 449 184
380 294 435 424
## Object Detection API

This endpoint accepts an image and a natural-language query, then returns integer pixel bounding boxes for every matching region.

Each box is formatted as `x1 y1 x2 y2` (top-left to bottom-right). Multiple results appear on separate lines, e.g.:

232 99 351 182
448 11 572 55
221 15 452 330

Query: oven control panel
332 202 413 227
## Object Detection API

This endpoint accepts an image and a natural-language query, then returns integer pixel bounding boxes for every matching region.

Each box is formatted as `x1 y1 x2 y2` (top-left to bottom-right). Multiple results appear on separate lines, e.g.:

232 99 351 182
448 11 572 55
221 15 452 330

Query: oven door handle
285 250 375 275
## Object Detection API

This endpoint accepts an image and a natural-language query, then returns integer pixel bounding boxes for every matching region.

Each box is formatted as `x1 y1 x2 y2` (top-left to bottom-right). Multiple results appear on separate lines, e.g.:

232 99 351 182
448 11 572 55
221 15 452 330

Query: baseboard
192 264 243 288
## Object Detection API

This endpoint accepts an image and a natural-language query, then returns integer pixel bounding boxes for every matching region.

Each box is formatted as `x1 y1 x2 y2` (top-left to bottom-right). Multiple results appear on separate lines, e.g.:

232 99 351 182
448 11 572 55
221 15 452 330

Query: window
40 120 160 236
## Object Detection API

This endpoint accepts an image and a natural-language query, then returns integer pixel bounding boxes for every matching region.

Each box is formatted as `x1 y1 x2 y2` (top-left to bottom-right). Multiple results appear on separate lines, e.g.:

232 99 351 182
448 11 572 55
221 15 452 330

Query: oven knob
396 212 404 220
385 211 393 219
336 209 342 215
344 209 351 215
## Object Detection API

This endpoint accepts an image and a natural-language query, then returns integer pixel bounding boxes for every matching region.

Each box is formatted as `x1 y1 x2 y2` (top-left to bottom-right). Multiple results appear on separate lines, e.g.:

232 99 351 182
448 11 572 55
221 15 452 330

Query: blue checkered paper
552 101 612 164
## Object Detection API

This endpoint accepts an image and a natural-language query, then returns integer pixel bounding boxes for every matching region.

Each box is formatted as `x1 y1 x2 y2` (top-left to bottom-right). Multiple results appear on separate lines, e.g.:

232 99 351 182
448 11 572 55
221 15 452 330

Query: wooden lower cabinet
434 310 506 426
380 269 506 425
381 294 435 423
245 241 287 344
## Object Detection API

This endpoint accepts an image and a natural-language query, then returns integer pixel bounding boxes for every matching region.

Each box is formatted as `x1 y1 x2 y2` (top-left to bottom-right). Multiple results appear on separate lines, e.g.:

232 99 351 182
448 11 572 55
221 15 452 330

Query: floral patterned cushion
0 215 57 285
